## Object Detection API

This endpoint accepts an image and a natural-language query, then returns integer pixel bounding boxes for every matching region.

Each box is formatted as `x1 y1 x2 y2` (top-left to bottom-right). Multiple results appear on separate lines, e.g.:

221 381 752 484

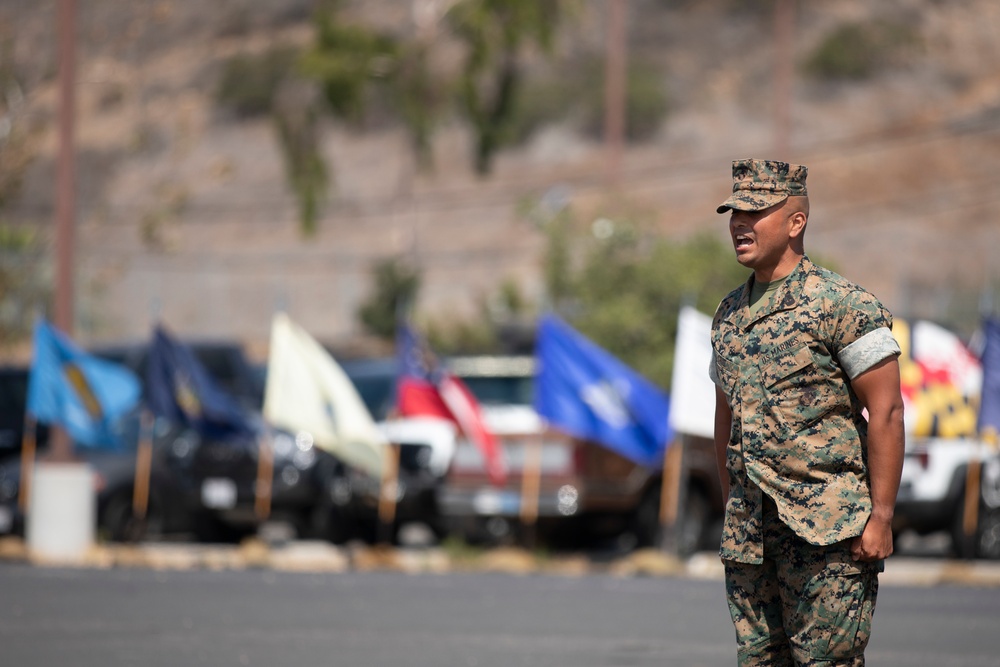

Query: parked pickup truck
429 356 725 555
894 436 1000 559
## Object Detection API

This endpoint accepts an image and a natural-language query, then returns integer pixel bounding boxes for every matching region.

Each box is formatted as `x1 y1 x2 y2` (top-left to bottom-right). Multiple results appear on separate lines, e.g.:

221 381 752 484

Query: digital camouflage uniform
711 159 902 667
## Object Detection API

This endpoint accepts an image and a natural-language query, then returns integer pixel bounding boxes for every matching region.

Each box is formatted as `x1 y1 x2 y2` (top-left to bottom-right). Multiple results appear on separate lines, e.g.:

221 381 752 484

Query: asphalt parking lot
2 530 999 588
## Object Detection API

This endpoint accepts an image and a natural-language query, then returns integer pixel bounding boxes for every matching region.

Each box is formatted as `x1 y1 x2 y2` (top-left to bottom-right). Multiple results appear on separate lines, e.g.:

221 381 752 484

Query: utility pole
604 0 627 188
51 0 78 462
773 0 795 159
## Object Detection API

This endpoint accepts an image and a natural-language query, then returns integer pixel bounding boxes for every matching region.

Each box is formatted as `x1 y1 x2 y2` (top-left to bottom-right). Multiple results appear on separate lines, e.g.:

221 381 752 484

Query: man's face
727 200 795 276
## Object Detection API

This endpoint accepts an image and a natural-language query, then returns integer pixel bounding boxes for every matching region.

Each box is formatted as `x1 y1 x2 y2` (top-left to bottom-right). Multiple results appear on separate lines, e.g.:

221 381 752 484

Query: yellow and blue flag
534 315 672 468
26 320 141 448
147 325 254 438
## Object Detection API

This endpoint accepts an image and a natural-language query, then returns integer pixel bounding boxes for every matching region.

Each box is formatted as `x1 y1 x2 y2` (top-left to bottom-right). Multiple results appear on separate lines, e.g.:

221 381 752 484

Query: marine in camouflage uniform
710 159 905 667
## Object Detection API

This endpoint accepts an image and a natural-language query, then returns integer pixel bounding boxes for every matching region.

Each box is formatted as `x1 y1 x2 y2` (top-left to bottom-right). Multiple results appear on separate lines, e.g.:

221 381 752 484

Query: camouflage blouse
710 256 901 563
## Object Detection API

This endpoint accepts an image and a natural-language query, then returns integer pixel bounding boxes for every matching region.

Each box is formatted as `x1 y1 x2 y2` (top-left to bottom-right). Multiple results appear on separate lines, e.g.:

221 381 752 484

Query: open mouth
734 234 753 249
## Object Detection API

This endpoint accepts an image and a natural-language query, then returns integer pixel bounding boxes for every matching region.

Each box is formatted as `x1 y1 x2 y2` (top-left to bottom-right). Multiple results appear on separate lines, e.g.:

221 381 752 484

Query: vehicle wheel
100 491 153 543
677 488 711 558
631 486 662 549
950 500 979 560
324 503 359 545
192 510 245 544
977 510 1000 560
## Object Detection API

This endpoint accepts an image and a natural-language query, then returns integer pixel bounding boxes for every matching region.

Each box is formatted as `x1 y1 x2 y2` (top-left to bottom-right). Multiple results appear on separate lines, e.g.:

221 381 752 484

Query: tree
446 0 571 174
357 257 421 340
544 213 747 390
0 225 48 349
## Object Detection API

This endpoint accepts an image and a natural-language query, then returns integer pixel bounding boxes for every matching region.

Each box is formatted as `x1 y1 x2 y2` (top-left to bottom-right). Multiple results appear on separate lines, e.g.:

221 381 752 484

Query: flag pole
660 436 684 551
964 427 999 545
17 415 37 513
132 409 154 524
519 431 542 549
377 443 400 544
254 433 274 521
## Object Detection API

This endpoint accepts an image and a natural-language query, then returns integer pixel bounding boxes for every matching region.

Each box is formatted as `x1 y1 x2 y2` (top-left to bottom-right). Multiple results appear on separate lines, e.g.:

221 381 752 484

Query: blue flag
26 320 141 449
147 325 254 438
978 318 1000 435
534 315 672 467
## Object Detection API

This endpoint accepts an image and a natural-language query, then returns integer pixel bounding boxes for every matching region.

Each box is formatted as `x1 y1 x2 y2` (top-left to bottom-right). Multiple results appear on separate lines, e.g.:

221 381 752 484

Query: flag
26 320 141 448
894 318 983 437
978 318 1000 436
668 306 716 439
534 315 672 468
912 320 983 396
396 323 507 486
147 325 254 438
263 313 384 478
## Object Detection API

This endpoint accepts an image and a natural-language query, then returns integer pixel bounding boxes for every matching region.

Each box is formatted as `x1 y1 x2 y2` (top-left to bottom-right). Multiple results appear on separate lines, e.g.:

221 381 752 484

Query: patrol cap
716 158 808 214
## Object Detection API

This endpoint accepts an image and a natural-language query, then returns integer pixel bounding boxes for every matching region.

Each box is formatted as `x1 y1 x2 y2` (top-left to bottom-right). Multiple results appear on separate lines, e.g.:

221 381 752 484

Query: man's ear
788 210 807 238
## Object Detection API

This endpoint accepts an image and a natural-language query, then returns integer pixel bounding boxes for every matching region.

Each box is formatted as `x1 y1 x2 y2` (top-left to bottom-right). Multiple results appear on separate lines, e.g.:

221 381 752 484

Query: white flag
263 312 385 478
668 306 717 439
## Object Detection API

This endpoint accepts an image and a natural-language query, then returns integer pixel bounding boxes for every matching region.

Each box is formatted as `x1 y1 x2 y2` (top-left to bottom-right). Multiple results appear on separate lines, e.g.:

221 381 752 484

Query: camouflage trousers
723 497 881 667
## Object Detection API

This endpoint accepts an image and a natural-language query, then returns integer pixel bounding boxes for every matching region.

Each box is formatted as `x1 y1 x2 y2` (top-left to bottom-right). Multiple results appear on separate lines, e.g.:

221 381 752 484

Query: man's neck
754 252 803 284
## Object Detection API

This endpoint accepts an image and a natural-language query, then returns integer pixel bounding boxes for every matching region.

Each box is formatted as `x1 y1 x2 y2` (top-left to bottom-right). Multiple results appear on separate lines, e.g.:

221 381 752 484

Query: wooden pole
49 0 78 464
378 443 400 544
603 0 627 187
254 435 274 521
963 436 986 538
17 416 37 513
519 434 542 548
660 439 684 528
773 0 795 158
132 410 154 520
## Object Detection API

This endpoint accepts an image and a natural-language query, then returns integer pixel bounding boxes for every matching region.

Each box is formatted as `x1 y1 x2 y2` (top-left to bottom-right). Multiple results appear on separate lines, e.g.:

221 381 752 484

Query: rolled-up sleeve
831 287 900 379
839 327 901 380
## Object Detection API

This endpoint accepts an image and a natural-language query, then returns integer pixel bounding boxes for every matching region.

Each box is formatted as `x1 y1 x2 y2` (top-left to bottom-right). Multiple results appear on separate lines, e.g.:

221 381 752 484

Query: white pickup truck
894 436 1000 559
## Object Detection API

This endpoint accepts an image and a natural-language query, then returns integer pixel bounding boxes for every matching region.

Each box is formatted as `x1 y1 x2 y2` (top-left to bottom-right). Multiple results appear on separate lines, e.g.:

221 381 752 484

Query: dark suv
0 366 49 465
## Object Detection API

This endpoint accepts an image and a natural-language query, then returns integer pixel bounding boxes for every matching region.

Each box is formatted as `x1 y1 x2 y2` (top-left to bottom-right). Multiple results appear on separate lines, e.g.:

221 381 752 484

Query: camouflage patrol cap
716 158 808 214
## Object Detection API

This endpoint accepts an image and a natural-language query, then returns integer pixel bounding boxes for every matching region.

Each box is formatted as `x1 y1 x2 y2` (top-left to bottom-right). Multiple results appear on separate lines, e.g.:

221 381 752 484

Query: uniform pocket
761 346 831 433
809 552 879 661
716 354 739 396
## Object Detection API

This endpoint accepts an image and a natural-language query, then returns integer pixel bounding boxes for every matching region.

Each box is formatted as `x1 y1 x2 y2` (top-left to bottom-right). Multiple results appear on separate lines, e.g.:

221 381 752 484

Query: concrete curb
1 536 999 586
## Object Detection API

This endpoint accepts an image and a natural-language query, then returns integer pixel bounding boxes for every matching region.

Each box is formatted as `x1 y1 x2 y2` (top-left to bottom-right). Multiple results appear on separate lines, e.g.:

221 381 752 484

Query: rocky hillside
2 0 999 353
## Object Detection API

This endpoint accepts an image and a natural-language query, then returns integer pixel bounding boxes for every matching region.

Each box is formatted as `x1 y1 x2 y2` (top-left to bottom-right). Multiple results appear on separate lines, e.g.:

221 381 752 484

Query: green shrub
215 47 298 118
507 56 669 147
804 20 920 81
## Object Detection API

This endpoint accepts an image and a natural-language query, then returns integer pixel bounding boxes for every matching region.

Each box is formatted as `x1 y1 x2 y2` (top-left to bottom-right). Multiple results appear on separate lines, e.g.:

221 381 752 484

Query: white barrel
26 462 96 563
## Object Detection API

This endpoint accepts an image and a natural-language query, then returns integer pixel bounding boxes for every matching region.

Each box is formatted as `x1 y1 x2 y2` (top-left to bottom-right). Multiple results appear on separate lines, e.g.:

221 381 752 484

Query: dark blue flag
147 325 254 438
534 315 672 467
26 320 141 449
978 318 1000 435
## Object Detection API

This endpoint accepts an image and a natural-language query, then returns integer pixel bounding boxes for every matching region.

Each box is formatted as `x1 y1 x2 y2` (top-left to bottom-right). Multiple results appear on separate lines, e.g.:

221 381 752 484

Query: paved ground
3 564 999 667
2 532 1000 588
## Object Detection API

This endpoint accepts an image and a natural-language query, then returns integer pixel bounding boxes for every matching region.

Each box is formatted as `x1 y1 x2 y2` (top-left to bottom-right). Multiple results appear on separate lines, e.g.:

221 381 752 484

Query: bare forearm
866 404 905 523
